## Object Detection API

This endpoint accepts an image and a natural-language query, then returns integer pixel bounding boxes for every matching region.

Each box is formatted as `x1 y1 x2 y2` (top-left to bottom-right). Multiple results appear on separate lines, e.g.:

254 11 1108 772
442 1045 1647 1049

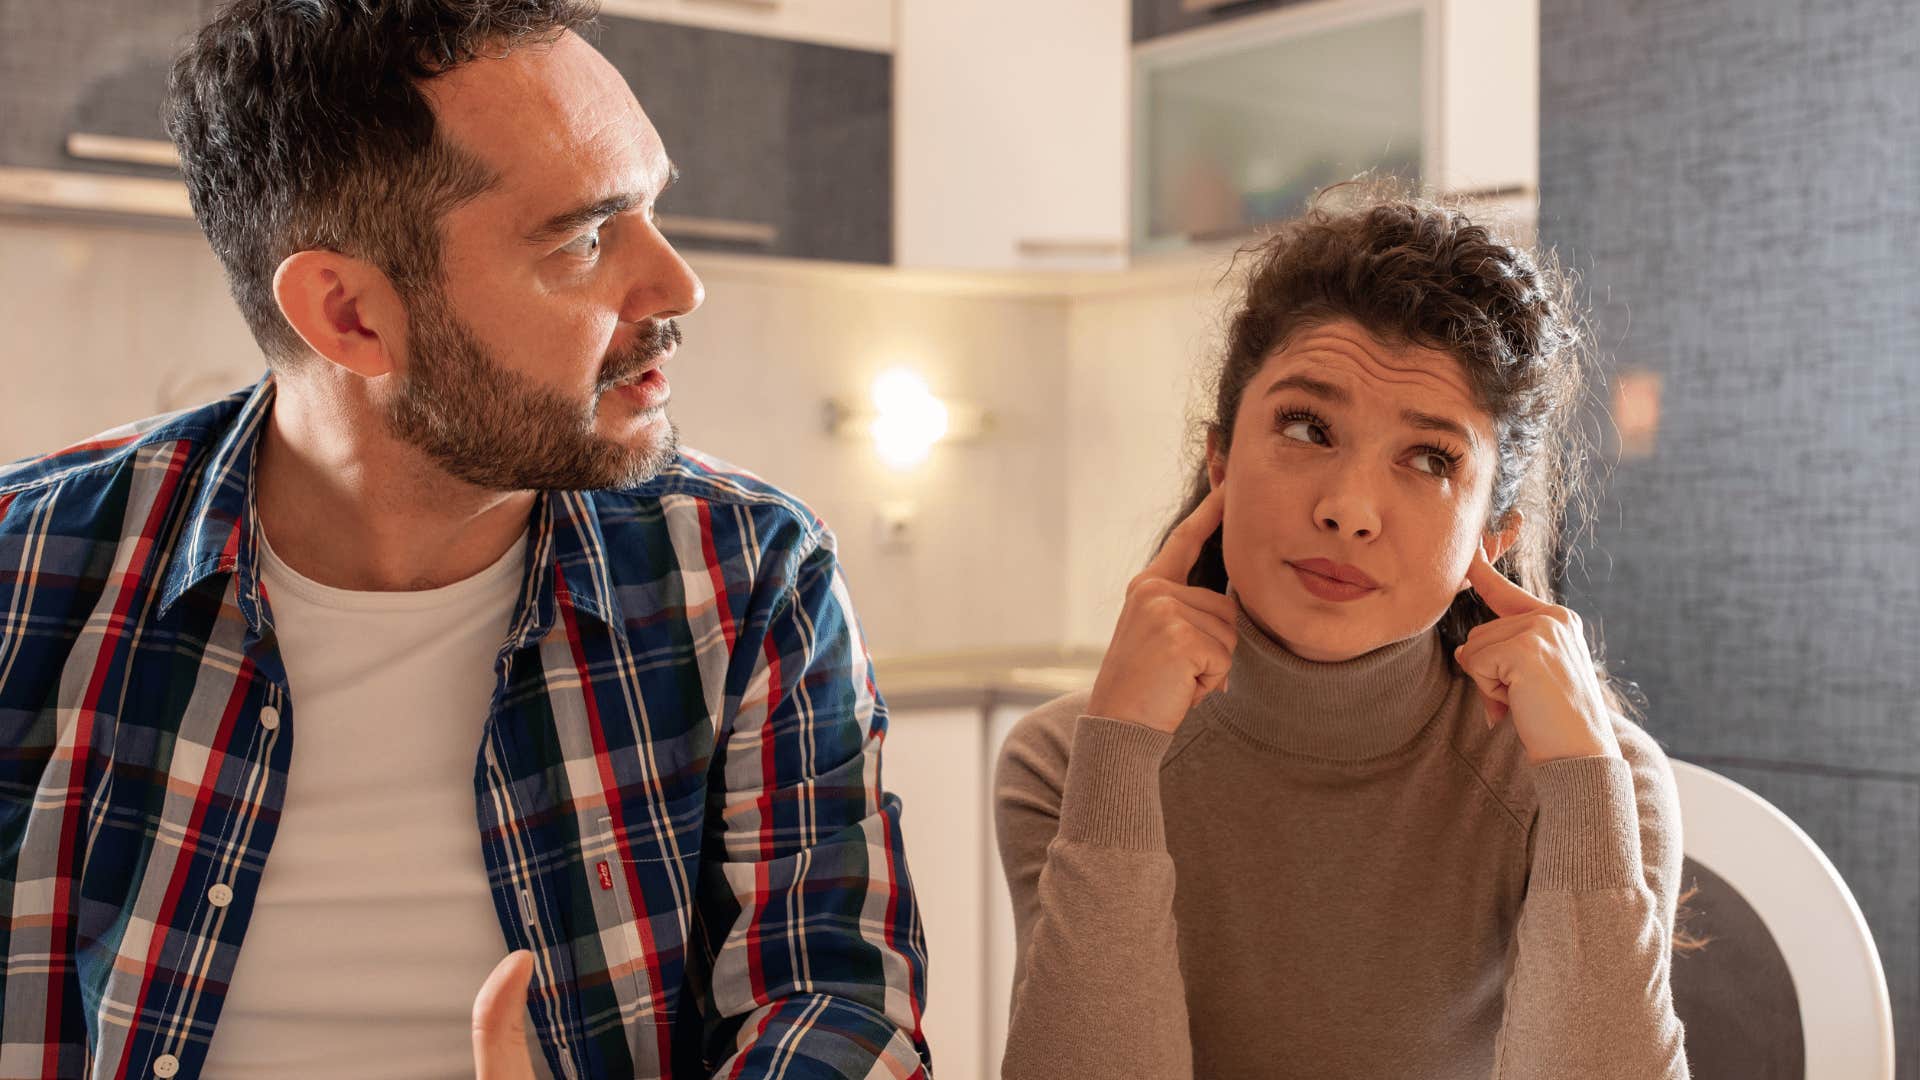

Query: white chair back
1669 759 1896 1080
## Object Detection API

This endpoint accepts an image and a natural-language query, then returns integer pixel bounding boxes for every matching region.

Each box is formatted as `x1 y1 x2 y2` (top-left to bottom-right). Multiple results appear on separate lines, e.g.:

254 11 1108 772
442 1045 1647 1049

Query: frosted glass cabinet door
1133 4 1426 251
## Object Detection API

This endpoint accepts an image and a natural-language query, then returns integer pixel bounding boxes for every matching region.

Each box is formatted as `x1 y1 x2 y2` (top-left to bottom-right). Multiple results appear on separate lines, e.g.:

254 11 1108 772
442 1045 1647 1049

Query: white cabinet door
982 702 1030 1080
896 0 1130 271
597 0 893 52
1435 0 1537 198
882 704 989 1079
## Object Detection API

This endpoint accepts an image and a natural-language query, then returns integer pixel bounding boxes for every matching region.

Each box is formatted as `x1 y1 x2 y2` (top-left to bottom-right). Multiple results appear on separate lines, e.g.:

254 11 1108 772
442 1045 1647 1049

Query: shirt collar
156 373 625 642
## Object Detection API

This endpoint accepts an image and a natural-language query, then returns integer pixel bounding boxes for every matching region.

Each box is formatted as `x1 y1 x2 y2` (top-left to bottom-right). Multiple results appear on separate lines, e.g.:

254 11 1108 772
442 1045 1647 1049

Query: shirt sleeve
0 481 93 1079
1493 718 1692 1078
695 528 931 1079
994 701 1194 1080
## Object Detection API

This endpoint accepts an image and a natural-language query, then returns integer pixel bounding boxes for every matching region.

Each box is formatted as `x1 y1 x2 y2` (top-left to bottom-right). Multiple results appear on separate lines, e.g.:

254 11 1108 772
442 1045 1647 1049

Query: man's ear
1206 429 1226 489
271 250 408 379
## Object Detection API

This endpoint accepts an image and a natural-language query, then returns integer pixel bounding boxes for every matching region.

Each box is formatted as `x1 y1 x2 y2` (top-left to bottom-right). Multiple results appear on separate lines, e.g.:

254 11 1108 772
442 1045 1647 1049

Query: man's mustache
598 320 682 389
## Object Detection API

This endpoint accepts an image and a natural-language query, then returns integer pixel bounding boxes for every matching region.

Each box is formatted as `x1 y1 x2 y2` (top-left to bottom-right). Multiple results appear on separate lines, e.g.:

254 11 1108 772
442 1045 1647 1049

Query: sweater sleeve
1493 716 1691 1078
993 696 1194 1080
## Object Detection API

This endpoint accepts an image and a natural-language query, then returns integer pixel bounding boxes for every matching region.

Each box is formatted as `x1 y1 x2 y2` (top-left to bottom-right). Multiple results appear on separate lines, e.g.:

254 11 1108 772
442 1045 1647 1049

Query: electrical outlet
875 501 916 553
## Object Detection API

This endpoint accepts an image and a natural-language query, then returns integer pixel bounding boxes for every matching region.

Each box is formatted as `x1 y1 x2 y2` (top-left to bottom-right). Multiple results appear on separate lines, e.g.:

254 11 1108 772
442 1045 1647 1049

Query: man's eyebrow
1262 373 1480 449
523 163 681 245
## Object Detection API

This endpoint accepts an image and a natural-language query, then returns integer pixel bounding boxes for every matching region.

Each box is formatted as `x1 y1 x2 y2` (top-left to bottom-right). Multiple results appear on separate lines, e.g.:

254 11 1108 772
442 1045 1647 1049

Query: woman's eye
1411 449 1462 478
561 225 603 258
1278 418 1328 446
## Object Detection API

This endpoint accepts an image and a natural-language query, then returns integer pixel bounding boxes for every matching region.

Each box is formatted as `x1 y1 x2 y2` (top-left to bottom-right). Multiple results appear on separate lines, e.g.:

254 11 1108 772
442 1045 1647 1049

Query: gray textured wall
1540 1 1919 1074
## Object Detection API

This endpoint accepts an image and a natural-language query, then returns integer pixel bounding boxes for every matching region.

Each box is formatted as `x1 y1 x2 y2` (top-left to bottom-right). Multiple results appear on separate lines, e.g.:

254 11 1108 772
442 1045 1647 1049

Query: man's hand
473 950 540 1080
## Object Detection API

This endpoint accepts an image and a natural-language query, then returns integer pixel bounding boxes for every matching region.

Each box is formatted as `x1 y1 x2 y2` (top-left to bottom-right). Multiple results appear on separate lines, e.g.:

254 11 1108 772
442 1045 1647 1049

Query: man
0 2 930 1077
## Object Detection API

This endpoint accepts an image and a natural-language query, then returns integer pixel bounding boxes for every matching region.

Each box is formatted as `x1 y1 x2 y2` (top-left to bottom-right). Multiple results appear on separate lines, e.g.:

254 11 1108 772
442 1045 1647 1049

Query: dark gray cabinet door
1 0 209 176
1132 0 1313 42
590 17 892 265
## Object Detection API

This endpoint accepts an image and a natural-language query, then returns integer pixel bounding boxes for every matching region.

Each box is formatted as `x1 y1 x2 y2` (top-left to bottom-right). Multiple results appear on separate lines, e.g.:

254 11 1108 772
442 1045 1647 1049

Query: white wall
0 217 1098 659
661 258 1077 656
1060 259 1233 649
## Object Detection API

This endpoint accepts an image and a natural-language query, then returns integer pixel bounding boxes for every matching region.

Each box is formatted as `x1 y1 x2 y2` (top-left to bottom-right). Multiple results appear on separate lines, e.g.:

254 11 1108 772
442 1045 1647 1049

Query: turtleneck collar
1198 601 1456 762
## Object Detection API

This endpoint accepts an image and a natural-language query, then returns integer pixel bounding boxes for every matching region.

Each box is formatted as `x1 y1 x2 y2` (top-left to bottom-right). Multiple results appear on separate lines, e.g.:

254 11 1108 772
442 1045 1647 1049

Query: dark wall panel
1540 2 1920 1073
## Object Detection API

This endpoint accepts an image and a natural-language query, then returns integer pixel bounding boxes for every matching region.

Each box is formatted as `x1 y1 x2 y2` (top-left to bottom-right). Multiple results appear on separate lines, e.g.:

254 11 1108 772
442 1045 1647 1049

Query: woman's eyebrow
1262 373 1480 450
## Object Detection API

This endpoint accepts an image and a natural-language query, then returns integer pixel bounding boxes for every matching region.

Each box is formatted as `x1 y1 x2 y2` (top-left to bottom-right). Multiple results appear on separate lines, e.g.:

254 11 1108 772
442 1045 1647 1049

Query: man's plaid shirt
0 378 931 1079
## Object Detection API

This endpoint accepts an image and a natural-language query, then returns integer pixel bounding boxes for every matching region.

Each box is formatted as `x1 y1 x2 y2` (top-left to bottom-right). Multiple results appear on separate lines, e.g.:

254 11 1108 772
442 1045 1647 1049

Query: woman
995 189 1693 1079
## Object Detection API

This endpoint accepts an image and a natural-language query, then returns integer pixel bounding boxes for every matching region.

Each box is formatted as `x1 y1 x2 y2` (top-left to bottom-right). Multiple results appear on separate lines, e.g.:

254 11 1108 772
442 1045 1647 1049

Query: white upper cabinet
596 0 894 53
895 0 1132 271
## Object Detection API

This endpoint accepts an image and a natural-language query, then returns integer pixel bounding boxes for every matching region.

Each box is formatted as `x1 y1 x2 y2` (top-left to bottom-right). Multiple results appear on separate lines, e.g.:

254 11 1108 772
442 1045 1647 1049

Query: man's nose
617 231 704 325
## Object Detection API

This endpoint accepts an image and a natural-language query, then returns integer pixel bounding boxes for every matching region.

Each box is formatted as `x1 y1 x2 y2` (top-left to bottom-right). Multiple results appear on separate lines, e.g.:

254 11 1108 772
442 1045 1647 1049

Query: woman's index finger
1464 544 1544 617
1144 485 1226 582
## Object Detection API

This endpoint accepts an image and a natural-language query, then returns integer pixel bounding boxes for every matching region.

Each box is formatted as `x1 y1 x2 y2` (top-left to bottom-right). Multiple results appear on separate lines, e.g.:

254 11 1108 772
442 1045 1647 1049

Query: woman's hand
1455 545 1621 766
1087 486 1241 734
473 950 540 1080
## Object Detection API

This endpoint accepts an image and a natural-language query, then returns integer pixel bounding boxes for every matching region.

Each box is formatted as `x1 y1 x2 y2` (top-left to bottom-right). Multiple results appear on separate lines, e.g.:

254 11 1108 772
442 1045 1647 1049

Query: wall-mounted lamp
823 369 993 469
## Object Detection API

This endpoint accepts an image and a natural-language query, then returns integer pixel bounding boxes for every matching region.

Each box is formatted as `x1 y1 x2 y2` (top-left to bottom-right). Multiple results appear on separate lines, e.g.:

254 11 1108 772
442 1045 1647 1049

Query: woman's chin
1244 600 1436 664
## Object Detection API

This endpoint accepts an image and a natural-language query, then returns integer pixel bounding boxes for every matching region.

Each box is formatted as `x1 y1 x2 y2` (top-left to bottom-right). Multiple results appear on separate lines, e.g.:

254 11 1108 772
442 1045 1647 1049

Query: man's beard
382 286 681 492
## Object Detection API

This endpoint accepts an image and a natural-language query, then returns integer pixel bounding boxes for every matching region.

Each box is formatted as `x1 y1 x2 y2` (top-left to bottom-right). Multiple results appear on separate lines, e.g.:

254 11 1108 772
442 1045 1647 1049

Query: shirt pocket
583 789 705 1034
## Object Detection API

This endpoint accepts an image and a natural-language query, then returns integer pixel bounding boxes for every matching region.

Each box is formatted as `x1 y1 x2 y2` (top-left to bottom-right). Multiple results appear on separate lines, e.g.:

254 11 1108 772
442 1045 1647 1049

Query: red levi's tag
596 861 614 891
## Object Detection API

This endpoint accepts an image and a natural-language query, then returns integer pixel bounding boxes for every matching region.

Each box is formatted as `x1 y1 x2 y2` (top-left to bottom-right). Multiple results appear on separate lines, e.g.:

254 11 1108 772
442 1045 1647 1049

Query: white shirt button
153 1054 180 1078
208 883 234 908
259 705 281 731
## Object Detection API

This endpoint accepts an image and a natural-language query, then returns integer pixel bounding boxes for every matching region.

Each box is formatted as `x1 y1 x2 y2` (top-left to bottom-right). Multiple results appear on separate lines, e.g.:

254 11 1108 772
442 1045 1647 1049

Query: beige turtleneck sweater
993 611 1690 1079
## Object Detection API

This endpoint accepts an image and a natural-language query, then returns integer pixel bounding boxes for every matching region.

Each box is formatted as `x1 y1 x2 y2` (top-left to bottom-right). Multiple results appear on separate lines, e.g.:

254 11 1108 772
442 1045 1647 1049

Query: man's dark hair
165 0 601 365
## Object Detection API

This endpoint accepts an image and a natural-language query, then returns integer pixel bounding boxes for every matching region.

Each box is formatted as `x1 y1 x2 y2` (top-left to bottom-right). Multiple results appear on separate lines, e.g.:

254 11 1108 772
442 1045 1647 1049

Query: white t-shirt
202 527 555 1080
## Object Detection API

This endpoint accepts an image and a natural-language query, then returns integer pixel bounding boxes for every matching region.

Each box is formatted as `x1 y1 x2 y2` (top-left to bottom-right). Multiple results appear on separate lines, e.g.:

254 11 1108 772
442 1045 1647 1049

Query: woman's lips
1288 562 1378 602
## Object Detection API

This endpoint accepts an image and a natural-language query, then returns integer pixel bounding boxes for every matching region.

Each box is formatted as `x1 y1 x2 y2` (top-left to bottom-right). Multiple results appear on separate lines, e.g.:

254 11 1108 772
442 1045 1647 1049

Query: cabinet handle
0 166 191 217
657 214 778 246
65 133 181 168
1014 238 1127 258
1179 0 1246 12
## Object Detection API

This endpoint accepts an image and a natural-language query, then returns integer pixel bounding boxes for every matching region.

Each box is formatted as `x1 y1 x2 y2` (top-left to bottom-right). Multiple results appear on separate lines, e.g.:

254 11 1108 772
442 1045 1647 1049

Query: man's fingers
1143 485 1226 583
473 950 538 1080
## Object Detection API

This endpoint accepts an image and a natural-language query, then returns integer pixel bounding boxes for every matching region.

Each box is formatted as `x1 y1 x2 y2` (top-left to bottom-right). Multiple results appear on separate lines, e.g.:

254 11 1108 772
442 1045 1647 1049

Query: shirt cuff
1054 715 1175 852
1529 754 1644 892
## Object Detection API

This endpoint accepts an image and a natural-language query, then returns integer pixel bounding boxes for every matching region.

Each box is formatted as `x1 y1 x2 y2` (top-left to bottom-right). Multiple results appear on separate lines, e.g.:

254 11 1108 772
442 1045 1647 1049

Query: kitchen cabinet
1133 0 1537 253
894 0 1131 271
594 15 893 265
597 0 892 53
0 4 895 268
0 0 208 216
1132 0 1303 43
879 655 1095 1080
0 0 206 176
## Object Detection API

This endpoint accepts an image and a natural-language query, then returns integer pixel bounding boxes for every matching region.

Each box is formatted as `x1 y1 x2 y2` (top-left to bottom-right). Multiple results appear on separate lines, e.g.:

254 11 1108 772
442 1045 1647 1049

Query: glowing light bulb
868 369 949 469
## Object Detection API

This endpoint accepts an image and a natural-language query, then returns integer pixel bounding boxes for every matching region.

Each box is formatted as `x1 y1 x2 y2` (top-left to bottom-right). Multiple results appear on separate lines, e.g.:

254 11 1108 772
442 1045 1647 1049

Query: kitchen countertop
872 645 1102 706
